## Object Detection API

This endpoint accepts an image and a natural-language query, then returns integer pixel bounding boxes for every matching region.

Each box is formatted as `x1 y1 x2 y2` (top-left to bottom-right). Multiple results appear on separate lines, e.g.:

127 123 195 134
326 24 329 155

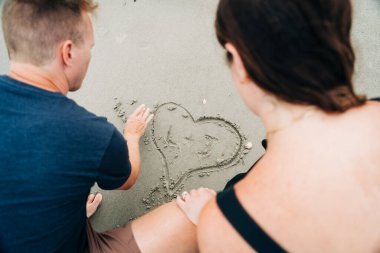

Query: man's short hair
2 0 97 66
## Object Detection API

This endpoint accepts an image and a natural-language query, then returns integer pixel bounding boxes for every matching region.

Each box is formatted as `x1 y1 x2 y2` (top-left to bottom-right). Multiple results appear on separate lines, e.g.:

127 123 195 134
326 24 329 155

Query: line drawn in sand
112 99 252 211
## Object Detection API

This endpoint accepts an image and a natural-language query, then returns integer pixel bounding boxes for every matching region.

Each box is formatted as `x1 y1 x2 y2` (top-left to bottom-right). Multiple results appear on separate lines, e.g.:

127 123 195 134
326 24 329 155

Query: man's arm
117 136 140 190
96 104 152 191
117 104 153 190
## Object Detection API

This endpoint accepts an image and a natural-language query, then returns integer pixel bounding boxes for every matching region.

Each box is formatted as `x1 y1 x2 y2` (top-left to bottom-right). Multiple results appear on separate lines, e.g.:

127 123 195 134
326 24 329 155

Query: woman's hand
175 187 217 225
124 104 153 141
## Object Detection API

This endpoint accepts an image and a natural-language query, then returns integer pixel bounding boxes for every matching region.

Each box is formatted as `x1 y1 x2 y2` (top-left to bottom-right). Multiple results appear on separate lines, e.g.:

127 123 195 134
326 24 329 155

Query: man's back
0 75 130 253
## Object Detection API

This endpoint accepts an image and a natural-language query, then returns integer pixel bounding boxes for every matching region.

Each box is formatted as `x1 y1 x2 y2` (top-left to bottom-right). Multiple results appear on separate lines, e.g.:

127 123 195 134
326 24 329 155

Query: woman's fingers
176 196 187 211
181 191 190 201
174 187 217 225
205 188 217 196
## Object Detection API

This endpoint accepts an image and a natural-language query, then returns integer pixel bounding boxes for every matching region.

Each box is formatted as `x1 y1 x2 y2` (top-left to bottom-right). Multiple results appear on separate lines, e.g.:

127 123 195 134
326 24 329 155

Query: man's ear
60 40 73 66
225 43 251 84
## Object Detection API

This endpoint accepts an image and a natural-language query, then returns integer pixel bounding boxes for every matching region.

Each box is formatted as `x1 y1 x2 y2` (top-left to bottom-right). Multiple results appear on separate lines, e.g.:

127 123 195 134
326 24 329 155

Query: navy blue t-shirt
0 75 131 253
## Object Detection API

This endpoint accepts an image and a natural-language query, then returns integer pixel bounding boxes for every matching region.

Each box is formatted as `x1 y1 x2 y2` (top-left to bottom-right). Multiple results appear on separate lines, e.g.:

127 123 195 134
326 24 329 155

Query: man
0 1 216 252
0 0 153 252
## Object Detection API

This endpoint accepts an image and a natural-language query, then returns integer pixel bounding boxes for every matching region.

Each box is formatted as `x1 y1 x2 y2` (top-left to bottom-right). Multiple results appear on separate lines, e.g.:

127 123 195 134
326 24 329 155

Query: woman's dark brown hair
215 0 366 112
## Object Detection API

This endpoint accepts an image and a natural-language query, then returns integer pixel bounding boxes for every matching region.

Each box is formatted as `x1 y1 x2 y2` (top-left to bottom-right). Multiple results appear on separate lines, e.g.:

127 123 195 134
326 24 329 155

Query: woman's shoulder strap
216 187 287 253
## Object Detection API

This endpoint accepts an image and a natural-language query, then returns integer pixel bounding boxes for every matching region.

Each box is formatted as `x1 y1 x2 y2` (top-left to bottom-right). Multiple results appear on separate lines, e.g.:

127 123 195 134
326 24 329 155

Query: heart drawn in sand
151 102 246 196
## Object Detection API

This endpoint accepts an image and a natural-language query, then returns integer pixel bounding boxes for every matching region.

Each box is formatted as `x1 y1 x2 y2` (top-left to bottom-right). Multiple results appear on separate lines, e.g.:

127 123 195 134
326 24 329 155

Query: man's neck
9 62 69 95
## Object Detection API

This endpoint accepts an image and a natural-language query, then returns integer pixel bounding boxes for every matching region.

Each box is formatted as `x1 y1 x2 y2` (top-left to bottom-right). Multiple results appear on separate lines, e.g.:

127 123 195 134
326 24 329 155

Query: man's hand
124 104 153 141
86 193 102 218
118 104 153 190
176 187 217 225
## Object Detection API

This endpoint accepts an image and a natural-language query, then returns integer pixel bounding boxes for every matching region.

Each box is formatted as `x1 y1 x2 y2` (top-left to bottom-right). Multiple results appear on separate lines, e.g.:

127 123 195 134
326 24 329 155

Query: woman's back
192 0 380 252
199 101 380 253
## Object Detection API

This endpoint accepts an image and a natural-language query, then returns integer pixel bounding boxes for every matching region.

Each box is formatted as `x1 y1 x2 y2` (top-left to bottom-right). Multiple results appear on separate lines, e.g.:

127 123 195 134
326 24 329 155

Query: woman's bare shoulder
344 102 380 141
197 196 255 253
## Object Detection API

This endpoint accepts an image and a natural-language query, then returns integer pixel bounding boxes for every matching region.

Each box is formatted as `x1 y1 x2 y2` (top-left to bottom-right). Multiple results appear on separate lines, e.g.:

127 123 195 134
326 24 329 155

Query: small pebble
216 158 224 164
245 142 253 150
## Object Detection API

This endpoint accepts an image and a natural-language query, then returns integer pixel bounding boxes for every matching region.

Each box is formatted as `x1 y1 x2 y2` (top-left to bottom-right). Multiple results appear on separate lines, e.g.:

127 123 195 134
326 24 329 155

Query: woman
177 0 380 252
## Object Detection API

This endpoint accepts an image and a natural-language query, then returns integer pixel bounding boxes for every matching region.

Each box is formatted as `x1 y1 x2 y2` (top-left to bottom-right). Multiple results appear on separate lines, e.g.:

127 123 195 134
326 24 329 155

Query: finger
181 191 190 201
142 114 154 131
146 114 154 124
206 188 217 196
175 196 187 211
93 193 103 204
142 108 150 121
136 107 147 118
198 187 209 193
190 189 198 196
131 104 145 117
87 194 95 203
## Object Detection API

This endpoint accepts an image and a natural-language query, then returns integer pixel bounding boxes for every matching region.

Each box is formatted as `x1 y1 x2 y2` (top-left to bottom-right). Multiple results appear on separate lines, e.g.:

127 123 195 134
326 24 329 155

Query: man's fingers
131 104 145 117
93 193 103 204
142 108 150 121
145 114 154 125
136 105 148 118
142 114 154 132
87 194 95 203
137 107 146 119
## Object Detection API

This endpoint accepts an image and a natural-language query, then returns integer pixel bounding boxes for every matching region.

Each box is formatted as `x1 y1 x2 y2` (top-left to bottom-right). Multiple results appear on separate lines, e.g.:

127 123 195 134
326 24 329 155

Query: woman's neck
259 100 321 142
9 62 69 95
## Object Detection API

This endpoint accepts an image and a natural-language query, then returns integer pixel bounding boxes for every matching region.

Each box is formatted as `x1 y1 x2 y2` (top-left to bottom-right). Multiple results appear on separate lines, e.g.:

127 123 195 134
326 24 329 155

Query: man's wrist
124 134 140 143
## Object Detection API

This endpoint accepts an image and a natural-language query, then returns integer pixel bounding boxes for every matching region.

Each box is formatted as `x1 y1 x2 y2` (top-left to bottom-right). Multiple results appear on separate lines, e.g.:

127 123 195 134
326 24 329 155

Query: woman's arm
197 198 255 253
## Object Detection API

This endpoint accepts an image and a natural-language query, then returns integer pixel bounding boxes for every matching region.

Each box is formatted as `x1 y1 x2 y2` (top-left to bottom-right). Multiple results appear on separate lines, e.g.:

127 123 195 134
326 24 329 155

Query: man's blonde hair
2 0 98 66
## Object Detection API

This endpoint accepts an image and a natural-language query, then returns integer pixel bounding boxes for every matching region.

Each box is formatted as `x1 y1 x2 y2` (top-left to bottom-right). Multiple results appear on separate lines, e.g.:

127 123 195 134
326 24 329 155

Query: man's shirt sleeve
96 129 131 190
